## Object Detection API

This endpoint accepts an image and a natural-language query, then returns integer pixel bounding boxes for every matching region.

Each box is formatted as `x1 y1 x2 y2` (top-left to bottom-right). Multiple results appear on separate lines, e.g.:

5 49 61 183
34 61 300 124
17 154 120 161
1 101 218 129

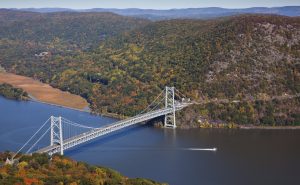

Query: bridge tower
50 116 64 155
164 86 176 128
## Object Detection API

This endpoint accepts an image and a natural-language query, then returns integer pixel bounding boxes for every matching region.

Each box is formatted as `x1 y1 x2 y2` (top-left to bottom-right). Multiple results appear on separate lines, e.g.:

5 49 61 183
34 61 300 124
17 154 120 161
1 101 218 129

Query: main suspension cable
26 126 51 154
12 117 50 159
138 90 164 114
62 117 97 129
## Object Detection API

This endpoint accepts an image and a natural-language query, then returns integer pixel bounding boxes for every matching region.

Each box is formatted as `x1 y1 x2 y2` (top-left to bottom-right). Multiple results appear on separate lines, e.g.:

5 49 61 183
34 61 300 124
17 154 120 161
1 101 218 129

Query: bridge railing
36 103 190 155
13 87 191 157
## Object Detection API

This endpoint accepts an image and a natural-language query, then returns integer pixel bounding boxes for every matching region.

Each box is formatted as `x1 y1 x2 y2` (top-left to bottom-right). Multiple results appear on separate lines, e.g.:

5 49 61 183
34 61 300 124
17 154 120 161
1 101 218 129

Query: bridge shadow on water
64 122 153 155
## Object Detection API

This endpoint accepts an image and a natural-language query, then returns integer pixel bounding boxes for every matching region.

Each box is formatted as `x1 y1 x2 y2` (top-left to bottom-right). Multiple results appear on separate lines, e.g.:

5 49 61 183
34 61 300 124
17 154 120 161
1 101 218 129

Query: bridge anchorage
12 86 191 158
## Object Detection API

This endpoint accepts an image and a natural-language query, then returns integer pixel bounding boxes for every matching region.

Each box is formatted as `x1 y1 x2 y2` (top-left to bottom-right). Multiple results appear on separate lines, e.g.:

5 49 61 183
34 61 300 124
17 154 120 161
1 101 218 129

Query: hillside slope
0 12 299 126
0 10 148 49
93 15 300 126
0 152 163 185
100 15 300 97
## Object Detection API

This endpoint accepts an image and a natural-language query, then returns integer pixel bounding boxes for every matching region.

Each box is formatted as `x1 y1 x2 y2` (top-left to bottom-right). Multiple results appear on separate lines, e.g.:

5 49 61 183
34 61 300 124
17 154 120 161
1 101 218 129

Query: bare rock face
204 15 300 98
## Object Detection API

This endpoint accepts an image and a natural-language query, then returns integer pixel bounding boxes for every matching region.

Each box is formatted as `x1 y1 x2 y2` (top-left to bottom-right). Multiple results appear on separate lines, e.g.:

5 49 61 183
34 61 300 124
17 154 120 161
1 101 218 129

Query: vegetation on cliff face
177 97 300 128
0 83 28 100
0 152 164 185
0 10 299 126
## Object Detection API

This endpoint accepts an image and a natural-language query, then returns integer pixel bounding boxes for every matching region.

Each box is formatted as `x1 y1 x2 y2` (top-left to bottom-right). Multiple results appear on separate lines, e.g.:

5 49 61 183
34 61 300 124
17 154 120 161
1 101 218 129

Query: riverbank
0 72 89 110
239 125 300 129
31 98 126 119
178 120 300 130
0 83 29 101
29 98 90 113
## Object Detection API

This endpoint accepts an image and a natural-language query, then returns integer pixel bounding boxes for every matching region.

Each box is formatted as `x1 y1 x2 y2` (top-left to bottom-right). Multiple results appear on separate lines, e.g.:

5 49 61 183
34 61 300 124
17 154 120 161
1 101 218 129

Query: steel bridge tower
164 86 176 128
50 116 64 155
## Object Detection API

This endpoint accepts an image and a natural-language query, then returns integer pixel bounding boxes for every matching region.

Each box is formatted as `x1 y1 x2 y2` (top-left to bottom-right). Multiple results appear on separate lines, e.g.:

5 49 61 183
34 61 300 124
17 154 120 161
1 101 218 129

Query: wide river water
0 96 299 185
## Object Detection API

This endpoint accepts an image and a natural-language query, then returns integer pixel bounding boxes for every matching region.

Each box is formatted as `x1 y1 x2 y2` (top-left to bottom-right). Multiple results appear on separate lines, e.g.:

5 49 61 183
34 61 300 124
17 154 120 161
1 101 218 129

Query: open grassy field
0 72 89 110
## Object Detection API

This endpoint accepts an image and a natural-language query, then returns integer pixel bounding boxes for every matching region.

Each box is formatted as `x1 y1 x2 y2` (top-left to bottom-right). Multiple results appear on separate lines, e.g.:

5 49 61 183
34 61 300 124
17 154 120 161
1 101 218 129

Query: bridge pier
164 86 176 128
50 116 64 155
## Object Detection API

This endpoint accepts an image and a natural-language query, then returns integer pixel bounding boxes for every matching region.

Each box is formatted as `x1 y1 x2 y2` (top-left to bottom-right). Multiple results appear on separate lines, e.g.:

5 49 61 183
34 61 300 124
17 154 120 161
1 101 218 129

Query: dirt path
0 72 89 110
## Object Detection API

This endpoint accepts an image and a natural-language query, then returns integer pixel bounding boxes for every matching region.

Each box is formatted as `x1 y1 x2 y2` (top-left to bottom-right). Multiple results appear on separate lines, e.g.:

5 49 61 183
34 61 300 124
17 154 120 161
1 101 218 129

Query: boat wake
92 147 217 152
184 147 217 151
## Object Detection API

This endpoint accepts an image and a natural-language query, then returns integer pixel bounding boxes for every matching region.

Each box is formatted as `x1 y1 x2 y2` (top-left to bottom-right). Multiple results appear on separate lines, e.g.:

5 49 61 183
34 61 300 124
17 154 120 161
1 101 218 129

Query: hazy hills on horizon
6 6 300 20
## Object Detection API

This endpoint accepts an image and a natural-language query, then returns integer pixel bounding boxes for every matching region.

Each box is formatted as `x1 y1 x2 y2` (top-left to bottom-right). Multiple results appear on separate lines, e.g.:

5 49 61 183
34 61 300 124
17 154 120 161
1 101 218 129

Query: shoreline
3 95 300 130
0 72 89 110
28 98 124 120
30 99 300 130
239 125 300 130
177 124 300 130
29 98 90 113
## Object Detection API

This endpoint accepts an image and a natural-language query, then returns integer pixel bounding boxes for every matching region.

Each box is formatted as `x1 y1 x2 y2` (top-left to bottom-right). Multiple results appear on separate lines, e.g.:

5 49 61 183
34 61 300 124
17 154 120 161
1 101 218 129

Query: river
0 96 299 185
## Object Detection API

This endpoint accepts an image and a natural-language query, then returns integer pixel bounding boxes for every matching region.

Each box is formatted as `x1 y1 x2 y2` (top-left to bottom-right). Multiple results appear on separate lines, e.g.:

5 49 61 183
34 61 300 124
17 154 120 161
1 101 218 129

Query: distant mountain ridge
10 6 300 20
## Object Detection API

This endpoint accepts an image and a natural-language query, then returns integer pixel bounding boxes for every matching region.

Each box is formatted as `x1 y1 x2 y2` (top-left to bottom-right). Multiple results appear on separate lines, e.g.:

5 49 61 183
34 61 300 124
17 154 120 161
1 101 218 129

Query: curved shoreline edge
29 98 90 113
0 72 89 110
28 98 124 120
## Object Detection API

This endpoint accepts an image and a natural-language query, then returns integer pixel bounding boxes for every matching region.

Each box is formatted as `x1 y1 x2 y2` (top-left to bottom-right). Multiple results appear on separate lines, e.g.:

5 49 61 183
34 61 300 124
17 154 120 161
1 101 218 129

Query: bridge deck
36 103 189 155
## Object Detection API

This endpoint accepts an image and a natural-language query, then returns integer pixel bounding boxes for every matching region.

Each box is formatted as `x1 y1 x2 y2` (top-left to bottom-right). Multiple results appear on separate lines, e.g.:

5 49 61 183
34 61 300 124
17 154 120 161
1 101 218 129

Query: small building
35 52 50 57
5 158 13 165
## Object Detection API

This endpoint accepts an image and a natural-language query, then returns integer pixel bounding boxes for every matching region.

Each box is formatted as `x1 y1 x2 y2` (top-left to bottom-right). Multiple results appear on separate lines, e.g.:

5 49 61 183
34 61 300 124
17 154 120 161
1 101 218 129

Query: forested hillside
0 10 299 126
90 15 300 126
0 10 148 48
0 10 148 80
0 83 28 100
0 152 163 185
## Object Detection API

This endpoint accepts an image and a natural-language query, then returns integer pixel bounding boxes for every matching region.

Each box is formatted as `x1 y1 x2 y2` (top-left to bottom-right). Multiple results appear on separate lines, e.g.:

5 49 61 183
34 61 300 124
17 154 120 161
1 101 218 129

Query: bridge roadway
36 103 189 155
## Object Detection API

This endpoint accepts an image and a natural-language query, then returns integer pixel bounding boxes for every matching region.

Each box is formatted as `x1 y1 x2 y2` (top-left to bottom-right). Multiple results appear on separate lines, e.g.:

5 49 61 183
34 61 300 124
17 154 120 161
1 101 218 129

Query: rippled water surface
0 96 299 185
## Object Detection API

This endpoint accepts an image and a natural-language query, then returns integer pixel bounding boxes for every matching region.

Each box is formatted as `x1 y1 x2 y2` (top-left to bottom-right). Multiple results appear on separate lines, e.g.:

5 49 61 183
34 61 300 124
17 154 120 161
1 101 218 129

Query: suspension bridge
12 86 191 158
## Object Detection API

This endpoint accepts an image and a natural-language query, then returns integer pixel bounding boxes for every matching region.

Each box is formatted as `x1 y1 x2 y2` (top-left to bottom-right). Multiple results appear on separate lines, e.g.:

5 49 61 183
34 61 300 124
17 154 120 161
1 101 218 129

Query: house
35 52 50 57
